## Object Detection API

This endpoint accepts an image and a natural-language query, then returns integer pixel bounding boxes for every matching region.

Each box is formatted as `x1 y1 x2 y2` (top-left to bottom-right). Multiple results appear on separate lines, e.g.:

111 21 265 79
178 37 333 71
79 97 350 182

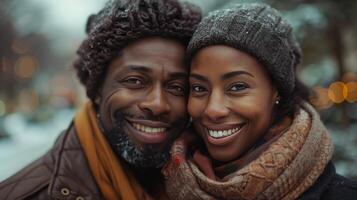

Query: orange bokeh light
328 82 347 103
345 82 357 103
14 56 38 79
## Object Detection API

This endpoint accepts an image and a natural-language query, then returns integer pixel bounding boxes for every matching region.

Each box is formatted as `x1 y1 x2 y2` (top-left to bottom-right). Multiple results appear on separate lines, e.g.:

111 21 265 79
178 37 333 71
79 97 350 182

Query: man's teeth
208 126 242 138
132 123 166 134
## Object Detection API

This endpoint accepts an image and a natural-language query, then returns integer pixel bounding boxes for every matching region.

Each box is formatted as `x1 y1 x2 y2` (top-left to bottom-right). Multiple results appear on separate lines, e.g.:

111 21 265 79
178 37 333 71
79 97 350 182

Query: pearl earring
275 99 280 105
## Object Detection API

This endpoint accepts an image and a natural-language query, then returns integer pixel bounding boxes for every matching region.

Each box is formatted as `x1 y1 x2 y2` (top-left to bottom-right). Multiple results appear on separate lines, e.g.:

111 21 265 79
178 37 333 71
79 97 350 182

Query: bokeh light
346 82 357 103
14 56 38 79
328 82 348 103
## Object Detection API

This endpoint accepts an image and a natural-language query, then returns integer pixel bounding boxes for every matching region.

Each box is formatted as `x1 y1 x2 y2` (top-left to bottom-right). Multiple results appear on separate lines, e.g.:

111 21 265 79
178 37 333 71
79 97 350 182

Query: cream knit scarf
162 103 333 200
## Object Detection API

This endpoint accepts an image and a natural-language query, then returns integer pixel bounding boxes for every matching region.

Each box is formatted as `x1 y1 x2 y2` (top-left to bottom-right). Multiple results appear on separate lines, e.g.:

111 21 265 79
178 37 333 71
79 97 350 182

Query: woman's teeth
132 123 166 134
208 126 243 138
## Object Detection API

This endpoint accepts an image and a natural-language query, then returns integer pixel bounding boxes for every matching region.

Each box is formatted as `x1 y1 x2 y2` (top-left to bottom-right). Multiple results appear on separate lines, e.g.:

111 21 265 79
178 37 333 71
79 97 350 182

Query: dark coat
300 162 357 200
0 125 104 200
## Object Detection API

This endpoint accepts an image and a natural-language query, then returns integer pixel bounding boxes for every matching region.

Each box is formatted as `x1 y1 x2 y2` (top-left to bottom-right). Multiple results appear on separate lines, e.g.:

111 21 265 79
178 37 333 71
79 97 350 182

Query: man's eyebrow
221 71 254 80
126 65 152 73
190 73 208 82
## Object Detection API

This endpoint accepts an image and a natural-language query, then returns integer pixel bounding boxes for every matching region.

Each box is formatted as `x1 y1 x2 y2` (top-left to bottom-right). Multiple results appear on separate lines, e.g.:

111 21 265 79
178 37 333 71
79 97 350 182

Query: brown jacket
0 124 103 200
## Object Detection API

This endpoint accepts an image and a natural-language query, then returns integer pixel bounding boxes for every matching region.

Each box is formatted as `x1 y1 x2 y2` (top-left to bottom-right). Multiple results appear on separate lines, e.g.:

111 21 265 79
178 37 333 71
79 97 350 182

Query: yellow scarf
74 102 152 200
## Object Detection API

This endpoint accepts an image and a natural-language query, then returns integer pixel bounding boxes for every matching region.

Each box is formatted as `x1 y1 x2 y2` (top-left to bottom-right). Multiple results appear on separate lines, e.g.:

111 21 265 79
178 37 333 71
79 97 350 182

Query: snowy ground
0 110 356 181
0 109 74 181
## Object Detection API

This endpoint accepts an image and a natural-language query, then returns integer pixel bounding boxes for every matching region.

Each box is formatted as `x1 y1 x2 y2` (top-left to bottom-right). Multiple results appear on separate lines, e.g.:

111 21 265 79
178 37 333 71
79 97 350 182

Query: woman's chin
206 144 243 163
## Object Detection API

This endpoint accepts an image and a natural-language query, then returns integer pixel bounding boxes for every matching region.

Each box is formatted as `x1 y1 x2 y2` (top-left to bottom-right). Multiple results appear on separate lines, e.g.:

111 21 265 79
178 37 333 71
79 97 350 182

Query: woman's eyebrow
221 71 254 80
189 73 208 82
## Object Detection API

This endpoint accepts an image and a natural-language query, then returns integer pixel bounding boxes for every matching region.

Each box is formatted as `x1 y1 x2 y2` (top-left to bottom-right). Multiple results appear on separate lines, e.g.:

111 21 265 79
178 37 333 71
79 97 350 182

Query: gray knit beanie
187 3 302 99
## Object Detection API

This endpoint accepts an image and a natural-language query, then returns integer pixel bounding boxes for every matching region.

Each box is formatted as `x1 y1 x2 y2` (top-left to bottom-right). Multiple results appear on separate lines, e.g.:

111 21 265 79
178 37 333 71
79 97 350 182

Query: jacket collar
48 124 103 200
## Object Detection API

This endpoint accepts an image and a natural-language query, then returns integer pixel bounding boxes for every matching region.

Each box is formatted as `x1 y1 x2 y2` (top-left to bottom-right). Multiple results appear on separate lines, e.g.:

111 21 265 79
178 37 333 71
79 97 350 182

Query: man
0 0 201 199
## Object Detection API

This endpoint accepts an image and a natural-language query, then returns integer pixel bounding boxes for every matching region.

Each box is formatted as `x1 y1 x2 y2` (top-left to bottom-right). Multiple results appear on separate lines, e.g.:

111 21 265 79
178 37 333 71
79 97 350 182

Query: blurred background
0 0 356 181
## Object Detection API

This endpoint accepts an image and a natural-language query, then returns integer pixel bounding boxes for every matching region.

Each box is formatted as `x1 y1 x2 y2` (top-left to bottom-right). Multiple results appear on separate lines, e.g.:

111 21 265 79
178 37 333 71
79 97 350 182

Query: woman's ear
273 87 280 105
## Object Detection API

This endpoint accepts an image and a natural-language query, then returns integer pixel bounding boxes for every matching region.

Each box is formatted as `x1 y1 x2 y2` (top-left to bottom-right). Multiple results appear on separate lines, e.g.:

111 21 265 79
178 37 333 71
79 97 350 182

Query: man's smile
132 123 167 134
125 117 171 144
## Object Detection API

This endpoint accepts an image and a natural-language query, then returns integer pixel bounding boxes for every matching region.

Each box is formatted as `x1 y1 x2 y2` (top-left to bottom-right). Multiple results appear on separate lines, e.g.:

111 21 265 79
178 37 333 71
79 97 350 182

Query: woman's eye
229 83 248 91
191 85 206 93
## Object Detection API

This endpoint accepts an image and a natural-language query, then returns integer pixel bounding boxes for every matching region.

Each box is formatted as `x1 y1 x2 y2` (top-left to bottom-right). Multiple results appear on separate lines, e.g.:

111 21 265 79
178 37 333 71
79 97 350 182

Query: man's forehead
116 64 188 78
122 37 185 58
107 37 188 75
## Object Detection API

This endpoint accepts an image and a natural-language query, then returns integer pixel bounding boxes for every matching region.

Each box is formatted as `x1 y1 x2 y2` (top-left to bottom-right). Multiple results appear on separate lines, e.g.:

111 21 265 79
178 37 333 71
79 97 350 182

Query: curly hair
73 0 201 102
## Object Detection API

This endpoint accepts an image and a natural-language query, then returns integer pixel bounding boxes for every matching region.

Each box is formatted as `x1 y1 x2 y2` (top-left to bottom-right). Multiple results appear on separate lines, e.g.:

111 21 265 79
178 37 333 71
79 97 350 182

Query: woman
162 3 357 200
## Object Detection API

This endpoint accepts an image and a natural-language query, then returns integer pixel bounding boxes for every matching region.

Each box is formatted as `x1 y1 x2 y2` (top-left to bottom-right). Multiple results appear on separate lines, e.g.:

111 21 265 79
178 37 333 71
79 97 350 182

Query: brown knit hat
73 0 201 102
187 3 302 100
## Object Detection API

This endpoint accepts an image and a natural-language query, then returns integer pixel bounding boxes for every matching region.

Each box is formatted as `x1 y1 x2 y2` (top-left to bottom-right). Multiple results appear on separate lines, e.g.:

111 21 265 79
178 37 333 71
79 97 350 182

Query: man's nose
204 90 229 122
139 84 170 116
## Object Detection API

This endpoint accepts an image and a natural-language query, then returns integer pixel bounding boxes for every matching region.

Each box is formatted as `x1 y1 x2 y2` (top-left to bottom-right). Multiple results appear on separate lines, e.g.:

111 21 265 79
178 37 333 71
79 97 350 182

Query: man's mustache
113 109 170 124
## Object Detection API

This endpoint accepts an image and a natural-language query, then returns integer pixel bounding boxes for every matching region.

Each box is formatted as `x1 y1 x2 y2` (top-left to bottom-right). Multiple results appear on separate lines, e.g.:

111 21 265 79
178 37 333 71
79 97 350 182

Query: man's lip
203 122 246 130
125 119 168 144
125 117 171 128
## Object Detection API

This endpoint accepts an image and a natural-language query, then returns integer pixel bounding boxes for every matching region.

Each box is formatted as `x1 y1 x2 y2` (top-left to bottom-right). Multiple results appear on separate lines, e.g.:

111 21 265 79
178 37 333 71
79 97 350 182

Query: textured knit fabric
187 3 301 101
162 103 334 200
74 102 165 200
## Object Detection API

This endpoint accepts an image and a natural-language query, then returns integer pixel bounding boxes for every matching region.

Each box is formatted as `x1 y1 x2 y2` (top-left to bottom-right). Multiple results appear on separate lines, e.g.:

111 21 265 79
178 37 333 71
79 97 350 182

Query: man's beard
100 111 173 168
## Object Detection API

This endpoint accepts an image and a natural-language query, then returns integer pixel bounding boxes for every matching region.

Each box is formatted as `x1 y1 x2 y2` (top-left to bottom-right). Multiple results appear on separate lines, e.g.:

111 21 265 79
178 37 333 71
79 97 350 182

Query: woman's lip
205 123 246 146
126 117 170 128
203 122 246 130
125 119 168 144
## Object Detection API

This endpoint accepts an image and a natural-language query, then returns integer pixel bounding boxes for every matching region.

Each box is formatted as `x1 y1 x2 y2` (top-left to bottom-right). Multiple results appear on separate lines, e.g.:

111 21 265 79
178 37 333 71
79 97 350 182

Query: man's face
97 37 189 168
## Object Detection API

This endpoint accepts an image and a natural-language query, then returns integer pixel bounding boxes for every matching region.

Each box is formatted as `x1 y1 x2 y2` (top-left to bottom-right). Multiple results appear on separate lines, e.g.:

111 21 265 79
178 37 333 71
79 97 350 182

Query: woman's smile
203 122 247 146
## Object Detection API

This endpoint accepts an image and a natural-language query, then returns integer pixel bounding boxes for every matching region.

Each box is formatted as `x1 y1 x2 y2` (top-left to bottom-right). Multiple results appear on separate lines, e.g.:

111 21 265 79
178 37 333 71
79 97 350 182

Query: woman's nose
203 90 229 122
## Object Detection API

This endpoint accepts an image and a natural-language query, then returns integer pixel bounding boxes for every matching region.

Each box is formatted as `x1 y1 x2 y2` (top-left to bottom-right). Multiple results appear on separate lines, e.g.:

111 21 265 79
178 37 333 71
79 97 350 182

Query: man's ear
94 83 105 105
94 92 101 106
94 95 102 106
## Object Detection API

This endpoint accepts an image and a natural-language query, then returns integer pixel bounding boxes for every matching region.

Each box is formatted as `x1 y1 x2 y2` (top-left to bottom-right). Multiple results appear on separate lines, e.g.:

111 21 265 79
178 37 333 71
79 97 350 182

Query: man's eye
167 84 186 96
122 77 144 88
229 83 248 91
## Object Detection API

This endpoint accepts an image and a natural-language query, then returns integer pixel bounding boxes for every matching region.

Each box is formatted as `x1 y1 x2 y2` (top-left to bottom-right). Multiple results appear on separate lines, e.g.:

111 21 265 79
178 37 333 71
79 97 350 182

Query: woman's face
188 45 278 162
